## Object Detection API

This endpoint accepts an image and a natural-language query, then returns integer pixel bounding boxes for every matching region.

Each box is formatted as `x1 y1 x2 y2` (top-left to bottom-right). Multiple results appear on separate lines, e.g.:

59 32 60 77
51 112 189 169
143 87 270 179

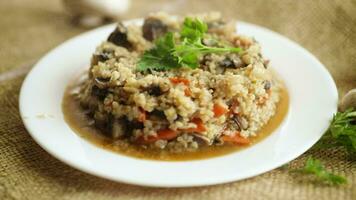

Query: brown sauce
62 85 289 161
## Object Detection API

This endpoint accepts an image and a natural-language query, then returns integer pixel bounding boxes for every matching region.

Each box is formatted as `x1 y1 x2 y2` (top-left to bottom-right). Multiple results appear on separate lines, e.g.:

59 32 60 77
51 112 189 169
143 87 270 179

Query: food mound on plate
75 12 281 152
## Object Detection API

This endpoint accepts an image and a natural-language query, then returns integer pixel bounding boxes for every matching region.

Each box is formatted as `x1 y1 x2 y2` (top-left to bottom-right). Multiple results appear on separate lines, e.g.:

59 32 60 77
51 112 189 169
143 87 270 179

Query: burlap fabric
1 0 355 199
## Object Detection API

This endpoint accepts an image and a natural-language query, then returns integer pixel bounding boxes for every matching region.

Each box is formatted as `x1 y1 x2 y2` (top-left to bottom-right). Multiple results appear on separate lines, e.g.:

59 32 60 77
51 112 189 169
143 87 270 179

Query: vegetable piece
169 77 190 85
137 108 146 122
213 103 229 117
298 157 347 185
183 118 207 133
264 80 271 90
231 115 249 130
137 129 178 144
137 32 180 72
146 85 163 96
229 100 239 114
221 132 250 145
137 17 242 71
219 58 235 68
316 109 356 155
91 49 113 65
184 88 192 96
107 22 132 49
91 85 108 101
156 129 178 140
142 17 168 41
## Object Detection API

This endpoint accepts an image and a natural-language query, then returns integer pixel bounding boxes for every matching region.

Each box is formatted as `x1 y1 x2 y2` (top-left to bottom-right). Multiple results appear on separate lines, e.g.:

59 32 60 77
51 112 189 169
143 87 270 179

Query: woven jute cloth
0 0 355 199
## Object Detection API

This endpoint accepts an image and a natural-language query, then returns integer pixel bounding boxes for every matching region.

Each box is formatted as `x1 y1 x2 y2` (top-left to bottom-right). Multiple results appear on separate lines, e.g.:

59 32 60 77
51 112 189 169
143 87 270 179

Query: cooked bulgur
75 12 281 152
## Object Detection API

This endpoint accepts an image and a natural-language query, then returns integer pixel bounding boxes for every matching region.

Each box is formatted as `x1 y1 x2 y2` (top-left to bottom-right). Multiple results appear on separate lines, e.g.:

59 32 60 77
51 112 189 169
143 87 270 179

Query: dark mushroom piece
232 115 249 130
149 109 166 120
264 80 271 90
126 120 144 134
220 58 235 68
219 57 244 69
94 113 114 137
230 116 241 131
113 87 129 104
192 133 211 145
94 77 111 88
146 84 163 96
91 49 114 66
107 22 132 49
111 117 144 138
142 17 168 41
112 117 144 139
207 20 226 32
91 85 109 100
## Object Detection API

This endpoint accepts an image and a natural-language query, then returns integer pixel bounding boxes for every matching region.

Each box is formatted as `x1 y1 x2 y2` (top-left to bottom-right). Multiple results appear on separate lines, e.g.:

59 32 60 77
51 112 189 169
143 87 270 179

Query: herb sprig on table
137 17 241 71
292 109 356 185
316 108 356 154
297 157 347 185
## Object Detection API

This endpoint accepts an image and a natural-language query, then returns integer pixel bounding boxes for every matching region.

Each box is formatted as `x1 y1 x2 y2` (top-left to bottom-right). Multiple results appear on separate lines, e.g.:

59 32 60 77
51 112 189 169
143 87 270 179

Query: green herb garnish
316 109 356 155
298 157 347 185
137 32 180 71
137 17 242 71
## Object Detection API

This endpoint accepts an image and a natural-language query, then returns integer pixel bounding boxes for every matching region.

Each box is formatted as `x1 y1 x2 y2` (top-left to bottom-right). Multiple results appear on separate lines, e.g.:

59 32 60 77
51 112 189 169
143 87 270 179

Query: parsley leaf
180 17 208 42
137 17 242 72
316 109 356 155
298 157 347 185
175 18 241 68
137 32 179 71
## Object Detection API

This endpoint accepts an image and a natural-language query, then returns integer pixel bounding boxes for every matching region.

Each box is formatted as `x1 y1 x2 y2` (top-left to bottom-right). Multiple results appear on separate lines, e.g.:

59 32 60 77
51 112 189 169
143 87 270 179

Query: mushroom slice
142 17 168 41
192 133 211 145
94 77 111 88
107 22 132 49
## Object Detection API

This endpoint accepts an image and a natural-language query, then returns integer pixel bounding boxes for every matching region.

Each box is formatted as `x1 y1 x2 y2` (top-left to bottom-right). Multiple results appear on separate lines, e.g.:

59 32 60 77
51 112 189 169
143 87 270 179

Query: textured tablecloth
0 0 355 199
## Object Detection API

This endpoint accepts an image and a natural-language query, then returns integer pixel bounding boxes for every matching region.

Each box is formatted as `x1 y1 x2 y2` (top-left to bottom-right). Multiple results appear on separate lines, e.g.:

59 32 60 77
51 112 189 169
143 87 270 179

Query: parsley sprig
298 157 347 185
137 17 241 71
316 109 356 155
292 109 355 186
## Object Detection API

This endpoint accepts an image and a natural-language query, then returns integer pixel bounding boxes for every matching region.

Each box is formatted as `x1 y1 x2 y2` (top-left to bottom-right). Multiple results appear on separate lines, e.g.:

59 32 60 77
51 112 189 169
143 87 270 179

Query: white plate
19 19 338 187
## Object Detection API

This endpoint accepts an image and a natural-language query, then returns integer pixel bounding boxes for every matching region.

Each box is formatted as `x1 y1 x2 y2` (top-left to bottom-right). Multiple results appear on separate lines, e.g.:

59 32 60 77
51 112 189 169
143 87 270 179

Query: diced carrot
184 87 192 96
136 129 178 144
156 129 178 140
169 77 190 86
213 103 229 117
138 108 146 122
221 132 250 145
183 118 207 133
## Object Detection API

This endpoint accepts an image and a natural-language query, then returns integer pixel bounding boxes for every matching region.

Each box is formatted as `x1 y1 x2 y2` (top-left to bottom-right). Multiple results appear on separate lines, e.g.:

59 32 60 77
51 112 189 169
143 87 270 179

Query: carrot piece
183 118 207 133
221 132 250 145
184 87 192 96
137 108 146 122
136 129 178 144
213 103 229 117
156 129 178 140
169 77 190 85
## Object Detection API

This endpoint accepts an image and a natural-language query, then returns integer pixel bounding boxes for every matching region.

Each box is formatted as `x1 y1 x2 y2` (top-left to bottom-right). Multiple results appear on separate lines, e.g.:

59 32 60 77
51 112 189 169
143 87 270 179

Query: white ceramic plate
19 19 338 187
